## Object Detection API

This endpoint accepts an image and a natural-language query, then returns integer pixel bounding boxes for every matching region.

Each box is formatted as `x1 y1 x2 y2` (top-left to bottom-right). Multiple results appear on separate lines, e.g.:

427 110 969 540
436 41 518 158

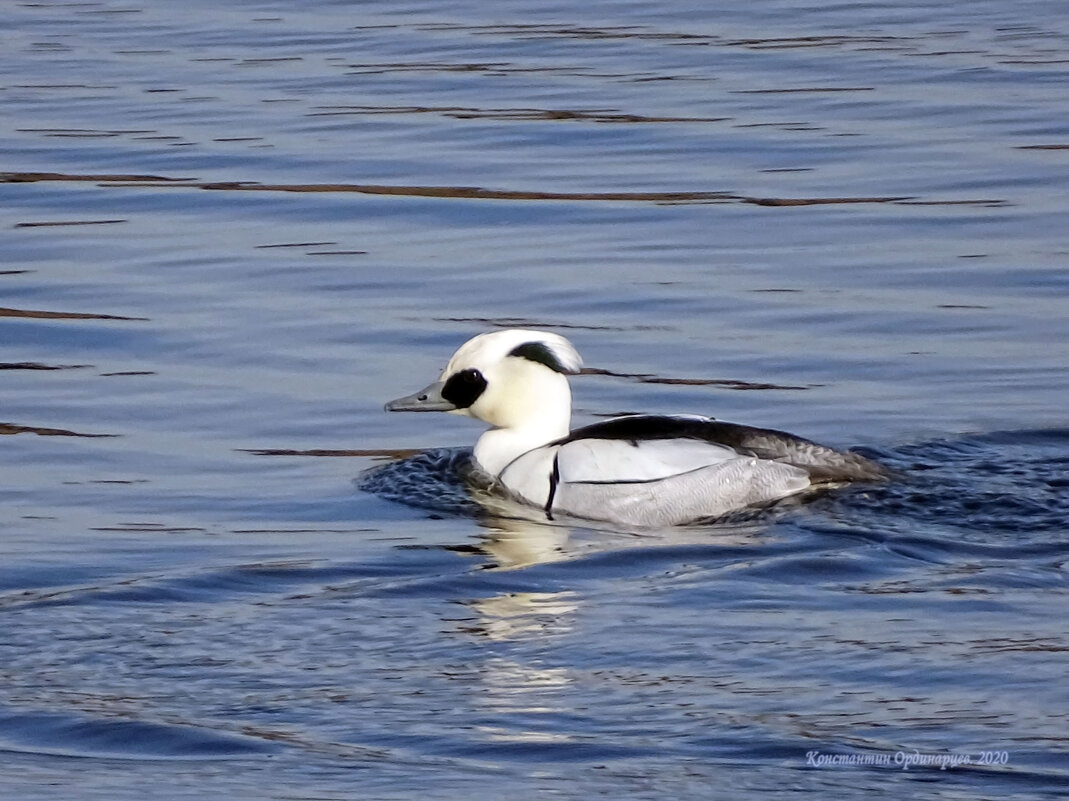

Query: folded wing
496 414 883 526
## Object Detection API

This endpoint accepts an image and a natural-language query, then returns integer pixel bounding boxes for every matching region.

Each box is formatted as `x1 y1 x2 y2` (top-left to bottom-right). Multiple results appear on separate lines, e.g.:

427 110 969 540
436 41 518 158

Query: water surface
2 0 1068 798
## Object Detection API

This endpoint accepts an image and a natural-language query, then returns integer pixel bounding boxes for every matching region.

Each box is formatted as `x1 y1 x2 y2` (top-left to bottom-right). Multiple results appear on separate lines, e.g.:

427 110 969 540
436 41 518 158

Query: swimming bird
385 329 884 527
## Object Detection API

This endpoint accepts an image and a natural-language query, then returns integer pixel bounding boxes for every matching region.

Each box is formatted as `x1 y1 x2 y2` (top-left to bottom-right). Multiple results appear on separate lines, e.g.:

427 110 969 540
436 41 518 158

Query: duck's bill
384 381 456 412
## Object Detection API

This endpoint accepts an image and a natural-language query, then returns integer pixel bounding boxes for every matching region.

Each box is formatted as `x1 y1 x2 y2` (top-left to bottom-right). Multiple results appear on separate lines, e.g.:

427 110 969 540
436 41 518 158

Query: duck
385 329 885 527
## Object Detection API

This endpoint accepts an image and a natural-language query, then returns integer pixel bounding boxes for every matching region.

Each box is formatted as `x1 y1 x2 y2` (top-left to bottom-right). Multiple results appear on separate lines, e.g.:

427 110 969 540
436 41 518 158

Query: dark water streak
4 170 999 207
2 1 1068 799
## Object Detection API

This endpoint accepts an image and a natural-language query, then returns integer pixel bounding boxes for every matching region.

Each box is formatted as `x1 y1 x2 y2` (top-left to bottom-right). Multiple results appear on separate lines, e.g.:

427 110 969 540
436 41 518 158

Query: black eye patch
441 368 487 409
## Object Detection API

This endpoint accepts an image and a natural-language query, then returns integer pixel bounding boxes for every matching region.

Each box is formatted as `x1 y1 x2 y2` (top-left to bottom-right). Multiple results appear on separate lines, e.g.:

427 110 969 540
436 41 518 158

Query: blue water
2 0 1068 798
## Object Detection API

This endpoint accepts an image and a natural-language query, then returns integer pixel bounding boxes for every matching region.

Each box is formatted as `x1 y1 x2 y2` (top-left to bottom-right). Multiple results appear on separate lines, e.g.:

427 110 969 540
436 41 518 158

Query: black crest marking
441 368 487 409
508 341 573 374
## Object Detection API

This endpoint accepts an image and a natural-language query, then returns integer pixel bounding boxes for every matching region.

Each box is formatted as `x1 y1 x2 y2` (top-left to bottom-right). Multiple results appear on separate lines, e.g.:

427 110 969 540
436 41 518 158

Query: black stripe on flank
509 341 573 374
545 453 561 520
441 368 487 409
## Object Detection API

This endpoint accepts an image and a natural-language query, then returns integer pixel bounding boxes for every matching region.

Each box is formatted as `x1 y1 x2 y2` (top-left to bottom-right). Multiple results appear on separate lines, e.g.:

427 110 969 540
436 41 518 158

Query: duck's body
386 329 884 527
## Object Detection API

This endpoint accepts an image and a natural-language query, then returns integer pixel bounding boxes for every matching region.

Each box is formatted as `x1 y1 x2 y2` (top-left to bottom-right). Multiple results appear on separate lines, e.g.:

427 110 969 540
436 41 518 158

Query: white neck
464 359 574 477
474 417 570 477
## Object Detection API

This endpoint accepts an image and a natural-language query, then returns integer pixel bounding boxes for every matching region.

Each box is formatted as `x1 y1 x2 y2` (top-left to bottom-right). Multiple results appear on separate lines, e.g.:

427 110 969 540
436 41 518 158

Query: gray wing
558 415 886 483
551 454 810 527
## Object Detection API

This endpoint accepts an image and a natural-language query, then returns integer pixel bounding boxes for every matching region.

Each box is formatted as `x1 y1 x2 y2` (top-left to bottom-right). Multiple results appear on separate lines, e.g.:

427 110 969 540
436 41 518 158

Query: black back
552 415 886 483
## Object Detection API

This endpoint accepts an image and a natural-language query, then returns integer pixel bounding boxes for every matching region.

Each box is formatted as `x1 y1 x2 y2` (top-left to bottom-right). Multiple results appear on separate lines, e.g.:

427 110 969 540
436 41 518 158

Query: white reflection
471 503 777 571
474 656 575 741
462 590 579 641
452 599 580 743
475 517 570 570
